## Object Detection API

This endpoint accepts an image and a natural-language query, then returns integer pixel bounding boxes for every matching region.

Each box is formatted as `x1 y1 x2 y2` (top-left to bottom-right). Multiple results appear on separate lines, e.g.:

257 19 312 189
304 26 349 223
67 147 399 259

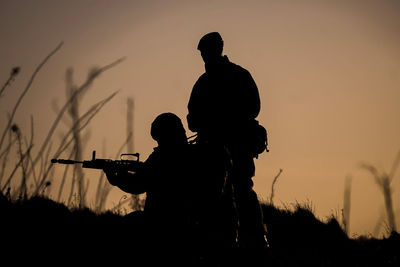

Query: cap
197 32 224 51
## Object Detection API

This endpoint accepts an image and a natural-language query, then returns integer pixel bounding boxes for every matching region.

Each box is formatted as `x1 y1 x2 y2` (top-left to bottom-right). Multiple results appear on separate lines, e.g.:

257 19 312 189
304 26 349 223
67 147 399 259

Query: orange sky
1 0 399 237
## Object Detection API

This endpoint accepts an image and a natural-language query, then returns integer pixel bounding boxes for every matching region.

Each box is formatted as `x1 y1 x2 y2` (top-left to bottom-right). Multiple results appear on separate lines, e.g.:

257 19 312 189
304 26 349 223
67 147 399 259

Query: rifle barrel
51 159 83 164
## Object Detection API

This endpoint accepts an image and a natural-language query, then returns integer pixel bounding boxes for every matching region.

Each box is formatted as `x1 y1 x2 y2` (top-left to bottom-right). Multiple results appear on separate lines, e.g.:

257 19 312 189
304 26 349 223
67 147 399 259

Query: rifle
51 150 144 172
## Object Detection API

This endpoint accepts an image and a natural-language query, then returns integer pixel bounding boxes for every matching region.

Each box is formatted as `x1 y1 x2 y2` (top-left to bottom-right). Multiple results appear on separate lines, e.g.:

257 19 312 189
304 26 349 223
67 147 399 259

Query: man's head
197 32 224 64
151 113 187 147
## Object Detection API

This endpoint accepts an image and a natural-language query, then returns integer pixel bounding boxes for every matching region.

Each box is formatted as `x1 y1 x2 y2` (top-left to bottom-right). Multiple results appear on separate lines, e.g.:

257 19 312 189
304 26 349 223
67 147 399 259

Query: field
1 192 398 266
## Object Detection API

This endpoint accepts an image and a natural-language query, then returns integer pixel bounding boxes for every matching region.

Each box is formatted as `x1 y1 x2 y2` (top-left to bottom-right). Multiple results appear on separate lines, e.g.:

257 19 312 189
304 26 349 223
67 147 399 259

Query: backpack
248 120 269 158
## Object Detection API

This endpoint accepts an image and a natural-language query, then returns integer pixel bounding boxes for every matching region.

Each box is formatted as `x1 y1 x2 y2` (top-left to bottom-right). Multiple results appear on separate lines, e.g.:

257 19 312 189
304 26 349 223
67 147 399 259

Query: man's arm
103 152 159 194
103 169 147 194
242 69 260 119
187 76 205 132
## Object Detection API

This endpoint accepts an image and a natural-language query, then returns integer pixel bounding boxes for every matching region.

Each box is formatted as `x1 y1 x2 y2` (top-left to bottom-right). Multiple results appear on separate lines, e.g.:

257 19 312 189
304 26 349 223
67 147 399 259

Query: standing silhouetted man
187 32 267 249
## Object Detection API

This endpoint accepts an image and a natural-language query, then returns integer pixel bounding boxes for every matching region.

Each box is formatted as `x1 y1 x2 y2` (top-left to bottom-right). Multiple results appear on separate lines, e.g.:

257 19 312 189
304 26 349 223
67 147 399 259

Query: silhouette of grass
0 44 124 210
1 191 398 266
1 42 399 266
360 150 400 233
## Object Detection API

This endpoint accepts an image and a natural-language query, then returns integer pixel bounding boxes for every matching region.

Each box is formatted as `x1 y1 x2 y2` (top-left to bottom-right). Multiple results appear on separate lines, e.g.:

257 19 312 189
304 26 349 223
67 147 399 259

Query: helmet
151 113 186 143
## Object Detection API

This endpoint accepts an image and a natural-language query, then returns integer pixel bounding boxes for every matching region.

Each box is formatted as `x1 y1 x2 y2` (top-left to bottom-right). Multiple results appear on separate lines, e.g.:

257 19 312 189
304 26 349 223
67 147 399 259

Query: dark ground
1 193 399 266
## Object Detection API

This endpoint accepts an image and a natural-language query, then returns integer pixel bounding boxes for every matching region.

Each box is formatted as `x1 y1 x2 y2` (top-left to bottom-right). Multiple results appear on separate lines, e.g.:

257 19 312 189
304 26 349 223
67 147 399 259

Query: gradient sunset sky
1 0 399 237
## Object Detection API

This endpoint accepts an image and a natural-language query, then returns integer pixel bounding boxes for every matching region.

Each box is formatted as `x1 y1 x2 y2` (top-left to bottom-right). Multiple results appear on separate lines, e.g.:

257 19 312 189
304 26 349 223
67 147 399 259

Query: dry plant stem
33 91 118 195
15 130 28 198
36 142 53 191
0 67 20 98
126 97 140 210
342 175 352 235
0 132 14 184
67 166 77 207
69 92 86 208
24 116 37 187
381 176 396 232
373 213 385 237
0 42 63 151
30 59 121 195
54 91 118 158
1 145 33 192
0 132 15 159
360 158 398 233
57 147 75 202
31 58 124 168
270 168 283 205
95 140 107 212
0 74 14 97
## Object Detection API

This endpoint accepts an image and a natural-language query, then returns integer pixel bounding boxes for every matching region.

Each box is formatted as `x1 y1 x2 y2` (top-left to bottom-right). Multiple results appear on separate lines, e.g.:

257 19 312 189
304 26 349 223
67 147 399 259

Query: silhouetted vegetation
0 43 126 211
1 42 399 266
1 192 398 266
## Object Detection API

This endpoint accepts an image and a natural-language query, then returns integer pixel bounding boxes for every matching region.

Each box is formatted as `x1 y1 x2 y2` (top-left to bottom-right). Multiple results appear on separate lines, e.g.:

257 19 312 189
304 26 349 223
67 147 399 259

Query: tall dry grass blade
67 69 86 209
67 165 77 207
94 139 107 212
381 175 396 232
126 97 134 153
14 125 28 199
126 97 141 210
24 116 37 189
0 42 63 151
360 161 397 233
359 163 382 187
57 147 75 202
373 212 385 237
31 58 124 169
0 131 14 184
342 175 352 235
34 91 118 195
54 91 119 158
1 143 33 193
269 168 283 205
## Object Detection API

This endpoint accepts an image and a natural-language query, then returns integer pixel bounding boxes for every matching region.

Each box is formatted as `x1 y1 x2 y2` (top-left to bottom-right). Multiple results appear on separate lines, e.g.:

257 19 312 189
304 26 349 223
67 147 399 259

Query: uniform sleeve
242 69 260 119
103 152 158 194
187 76 204 132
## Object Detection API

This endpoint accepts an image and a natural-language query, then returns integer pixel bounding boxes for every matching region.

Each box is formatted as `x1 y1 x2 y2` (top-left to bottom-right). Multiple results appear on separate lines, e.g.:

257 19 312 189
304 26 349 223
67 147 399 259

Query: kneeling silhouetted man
104 112 228 264
104 113 193 262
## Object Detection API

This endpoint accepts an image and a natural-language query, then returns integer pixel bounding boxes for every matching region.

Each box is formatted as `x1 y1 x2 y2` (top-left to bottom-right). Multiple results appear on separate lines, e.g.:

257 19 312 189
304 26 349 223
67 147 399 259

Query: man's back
187 56 260 140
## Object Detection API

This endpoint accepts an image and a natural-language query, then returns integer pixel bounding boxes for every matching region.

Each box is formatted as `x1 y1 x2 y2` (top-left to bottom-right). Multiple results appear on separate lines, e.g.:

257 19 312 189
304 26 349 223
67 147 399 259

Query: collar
205 55 230 73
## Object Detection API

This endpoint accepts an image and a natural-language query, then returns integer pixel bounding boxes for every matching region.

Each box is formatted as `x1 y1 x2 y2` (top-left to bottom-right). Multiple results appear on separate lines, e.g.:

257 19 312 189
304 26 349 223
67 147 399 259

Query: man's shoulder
193 72 208 87
226 60 249 75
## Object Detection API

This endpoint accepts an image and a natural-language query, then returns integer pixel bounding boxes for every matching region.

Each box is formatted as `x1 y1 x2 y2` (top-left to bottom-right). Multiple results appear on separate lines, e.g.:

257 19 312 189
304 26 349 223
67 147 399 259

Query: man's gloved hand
103 167 121 186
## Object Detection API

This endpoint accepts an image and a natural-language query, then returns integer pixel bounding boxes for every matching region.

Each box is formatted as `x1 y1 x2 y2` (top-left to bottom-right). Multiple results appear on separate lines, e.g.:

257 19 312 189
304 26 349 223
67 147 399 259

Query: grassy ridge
1 193 398 266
